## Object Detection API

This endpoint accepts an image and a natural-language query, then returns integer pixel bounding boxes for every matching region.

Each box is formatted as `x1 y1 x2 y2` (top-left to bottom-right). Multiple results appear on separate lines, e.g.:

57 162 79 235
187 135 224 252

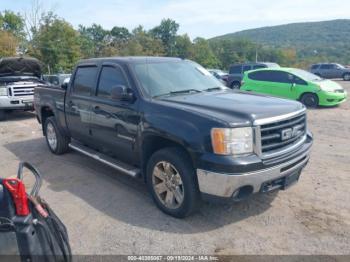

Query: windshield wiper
169 89 202 95
153 89 202 98
204 86 226 92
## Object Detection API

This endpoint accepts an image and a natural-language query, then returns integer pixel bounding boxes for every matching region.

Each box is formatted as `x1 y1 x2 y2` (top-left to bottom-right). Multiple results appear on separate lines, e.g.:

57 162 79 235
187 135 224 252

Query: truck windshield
132 60 225 97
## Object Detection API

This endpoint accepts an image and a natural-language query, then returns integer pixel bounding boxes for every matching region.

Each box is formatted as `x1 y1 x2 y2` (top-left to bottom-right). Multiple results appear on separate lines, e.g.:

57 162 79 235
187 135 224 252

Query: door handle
93 106 111 118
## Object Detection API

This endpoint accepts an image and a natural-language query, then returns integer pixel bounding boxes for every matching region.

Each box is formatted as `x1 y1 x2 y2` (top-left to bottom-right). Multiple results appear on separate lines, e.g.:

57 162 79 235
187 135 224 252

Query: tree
30 15 81 73
0 31 18 56
0 10 25 38
78 24 109 57
110 26 131 43
119 26 164 56
174 34 193 59
150 18 179 56
192 38 220 68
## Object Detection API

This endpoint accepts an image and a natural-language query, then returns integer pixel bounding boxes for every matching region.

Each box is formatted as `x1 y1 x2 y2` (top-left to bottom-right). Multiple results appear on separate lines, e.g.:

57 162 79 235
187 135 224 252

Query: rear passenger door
66 65 98 144
318 64 333 78
263 71 294 99
89 63 140 164
246 70 293 99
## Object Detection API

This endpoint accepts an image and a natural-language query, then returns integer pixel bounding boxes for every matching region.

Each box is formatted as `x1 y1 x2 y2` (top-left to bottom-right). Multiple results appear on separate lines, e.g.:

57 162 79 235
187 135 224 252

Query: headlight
0 87 7 96
211 127 253 156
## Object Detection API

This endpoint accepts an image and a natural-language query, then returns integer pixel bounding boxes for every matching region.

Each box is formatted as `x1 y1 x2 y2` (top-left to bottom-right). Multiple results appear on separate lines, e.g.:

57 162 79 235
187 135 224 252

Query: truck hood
313 79 344 92
0 57 42 78
159 90 304 126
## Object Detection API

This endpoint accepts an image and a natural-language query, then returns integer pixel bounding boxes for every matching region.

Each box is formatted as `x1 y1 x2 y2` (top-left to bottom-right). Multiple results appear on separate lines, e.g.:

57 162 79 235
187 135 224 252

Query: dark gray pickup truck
34 57 313 218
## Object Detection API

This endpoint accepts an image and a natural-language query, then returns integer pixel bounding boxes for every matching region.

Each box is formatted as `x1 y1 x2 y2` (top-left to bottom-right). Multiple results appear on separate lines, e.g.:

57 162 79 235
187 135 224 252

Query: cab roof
78 56 184 66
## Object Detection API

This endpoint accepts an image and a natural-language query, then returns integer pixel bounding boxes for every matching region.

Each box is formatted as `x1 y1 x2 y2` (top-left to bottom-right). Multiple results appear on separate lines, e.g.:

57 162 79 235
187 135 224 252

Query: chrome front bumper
0 96 34 109
197 148 311 198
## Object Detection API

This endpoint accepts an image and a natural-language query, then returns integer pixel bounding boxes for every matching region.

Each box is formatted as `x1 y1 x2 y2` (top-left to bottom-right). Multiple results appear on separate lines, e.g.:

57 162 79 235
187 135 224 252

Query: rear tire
343 73 350 81
146 147 200 218
231 81 241 89
300 93 319 108
0 110 5 121
44 116 70 155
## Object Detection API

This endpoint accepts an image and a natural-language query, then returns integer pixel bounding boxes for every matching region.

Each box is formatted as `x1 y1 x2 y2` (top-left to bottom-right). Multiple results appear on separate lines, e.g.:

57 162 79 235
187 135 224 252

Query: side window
252 65 266 70
229 65 242 74
72 66 98 96
269 71 291 83
97 66 128 99
242 65 251 73
292 75 307 85
248 71 270 81
320 64 332 70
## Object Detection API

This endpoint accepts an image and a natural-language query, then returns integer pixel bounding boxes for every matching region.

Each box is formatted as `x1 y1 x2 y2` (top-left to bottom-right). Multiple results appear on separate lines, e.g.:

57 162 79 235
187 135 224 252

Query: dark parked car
227 62 280 89
34 57 312 218
309 63 350 81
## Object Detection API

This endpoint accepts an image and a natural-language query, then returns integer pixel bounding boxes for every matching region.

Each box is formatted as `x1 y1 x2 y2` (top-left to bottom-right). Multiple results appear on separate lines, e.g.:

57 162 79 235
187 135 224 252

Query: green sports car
241 67 347 107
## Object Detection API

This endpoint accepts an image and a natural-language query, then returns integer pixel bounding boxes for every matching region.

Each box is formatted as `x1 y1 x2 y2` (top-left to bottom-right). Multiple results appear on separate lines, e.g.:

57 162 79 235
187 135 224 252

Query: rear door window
252 65 266 70
242 65 252 73
248 71 270 81
320 64 333 70
72 66 98 96
229 65 242 74
249 71 291 83
269 71 291 83
97 66 128 99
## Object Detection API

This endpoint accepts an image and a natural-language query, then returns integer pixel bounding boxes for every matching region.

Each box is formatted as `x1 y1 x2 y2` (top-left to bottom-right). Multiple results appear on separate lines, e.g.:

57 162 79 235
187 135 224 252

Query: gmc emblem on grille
281 124 303 141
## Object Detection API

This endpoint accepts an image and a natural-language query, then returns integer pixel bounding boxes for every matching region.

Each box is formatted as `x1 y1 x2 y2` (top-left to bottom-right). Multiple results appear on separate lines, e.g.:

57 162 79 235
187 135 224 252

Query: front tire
300 93 319 108
231 81 241 89
146 147 200 218
44 117 70 154
343 73 350 81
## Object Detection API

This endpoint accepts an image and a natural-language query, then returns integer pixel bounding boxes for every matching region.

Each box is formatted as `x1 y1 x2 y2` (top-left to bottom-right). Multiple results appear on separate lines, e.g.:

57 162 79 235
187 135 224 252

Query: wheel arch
141 134 195 182
41 106 55 135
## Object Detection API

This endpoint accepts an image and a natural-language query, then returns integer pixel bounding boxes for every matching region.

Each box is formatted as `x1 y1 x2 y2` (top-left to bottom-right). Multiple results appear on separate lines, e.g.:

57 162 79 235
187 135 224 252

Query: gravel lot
1 81 349 256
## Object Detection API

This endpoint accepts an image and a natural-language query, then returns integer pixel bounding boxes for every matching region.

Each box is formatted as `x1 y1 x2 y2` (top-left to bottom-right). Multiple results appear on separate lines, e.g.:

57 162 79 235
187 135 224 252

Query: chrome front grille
255 111 307 158
11 86 35 97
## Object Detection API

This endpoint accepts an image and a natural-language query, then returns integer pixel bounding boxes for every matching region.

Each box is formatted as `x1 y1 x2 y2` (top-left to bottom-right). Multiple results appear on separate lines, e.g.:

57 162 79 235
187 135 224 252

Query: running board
68 142 140 178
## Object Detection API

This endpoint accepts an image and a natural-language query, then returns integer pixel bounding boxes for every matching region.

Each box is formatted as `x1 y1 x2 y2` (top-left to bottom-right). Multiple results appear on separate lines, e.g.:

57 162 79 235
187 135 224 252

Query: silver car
309 63 350 81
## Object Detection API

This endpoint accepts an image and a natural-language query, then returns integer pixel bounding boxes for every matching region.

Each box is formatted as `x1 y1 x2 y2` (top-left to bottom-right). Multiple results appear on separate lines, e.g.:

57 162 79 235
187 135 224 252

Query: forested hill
211 19 350 64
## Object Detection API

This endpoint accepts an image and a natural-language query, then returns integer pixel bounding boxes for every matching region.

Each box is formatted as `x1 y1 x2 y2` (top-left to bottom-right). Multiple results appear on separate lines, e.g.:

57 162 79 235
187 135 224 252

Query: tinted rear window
248 71 271 81
249 70 291 83
311 65 319 70
242 65 251 73
229 65 241 74
72 66 98 96
320 64 333 69
252 65 266 70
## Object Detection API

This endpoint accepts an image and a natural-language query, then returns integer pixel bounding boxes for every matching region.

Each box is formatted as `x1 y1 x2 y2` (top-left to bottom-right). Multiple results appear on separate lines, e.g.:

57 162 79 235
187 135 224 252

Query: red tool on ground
3 178 30 216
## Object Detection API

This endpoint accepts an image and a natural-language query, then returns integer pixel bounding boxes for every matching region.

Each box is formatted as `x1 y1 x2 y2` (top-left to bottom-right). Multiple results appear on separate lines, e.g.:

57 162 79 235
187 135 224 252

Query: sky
3 0 350 39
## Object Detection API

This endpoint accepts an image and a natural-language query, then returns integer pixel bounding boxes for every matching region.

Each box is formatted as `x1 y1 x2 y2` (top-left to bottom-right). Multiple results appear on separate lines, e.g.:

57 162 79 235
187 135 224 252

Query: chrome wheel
46 122 57 150
344 74 350 81
152 161 184 209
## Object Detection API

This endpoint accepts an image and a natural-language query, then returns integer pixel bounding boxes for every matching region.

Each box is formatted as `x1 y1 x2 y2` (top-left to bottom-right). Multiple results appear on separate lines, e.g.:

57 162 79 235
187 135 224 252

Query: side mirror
111 85 135 102
61 82 68 90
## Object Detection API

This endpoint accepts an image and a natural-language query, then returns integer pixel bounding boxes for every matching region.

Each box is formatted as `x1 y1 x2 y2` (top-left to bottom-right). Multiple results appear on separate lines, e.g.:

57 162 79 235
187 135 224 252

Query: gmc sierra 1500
0 57 43 120
34 57 313 218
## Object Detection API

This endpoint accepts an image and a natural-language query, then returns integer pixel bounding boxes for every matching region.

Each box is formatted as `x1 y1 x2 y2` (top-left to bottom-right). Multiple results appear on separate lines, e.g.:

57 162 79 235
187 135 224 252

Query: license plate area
260 170 301 193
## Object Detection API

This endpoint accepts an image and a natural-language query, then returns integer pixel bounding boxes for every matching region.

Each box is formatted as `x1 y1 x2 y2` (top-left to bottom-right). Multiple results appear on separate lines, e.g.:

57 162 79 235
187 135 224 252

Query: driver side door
89 63 140 165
